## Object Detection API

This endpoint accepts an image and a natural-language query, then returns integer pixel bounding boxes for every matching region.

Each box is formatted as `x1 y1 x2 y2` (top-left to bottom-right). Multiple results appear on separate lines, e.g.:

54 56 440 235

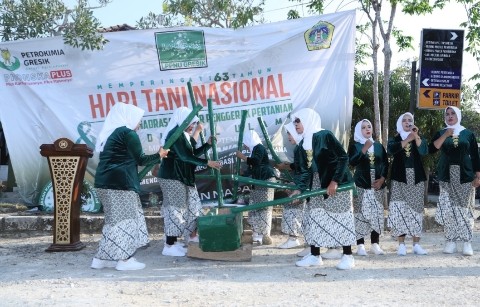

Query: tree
458 0 480 93
357 4 382 142
149 0 265 29
0 0 111 50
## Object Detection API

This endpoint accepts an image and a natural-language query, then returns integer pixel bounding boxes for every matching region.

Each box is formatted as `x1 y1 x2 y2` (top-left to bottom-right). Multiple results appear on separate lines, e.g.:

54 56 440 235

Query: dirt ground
1 227 480 307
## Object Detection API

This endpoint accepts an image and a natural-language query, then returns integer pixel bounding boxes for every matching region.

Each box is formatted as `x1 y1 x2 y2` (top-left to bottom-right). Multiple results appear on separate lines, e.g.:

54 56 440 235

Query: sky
70 0 478 83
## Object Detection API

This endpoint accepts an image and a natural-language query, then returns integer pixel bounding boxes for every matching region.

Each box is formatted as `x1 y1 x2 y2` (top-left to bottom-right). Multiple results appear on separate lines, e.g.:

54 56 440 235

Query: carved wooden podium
40 138 93 252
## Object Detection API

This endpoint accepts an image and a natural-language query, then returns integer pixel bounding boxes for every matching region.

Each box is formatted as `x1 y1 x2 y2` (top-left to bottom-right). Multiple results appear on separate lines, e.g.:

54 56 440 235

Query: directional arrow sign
418 29 464 109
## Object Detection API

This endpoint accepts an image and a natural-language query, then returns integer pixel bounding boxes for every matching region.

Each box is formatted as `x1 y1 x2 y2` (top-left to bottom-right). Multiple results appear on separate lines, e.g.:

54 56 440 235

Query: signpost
418 29 464 109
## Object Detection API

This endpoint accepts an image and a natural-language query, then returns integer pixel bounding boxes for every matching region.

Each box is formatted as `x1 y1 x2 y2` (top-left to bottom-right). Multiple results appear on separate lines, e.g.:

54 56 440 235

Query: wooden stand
187 230 253 261
40 138 93 252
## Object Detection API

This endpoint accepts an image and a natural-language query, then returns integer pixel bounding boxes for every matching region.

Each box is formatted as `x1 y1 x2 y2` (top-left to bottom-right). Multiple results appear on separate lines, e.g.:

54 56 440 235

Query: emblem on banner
304 21 334 51
0 48 20 71
155 30 208 71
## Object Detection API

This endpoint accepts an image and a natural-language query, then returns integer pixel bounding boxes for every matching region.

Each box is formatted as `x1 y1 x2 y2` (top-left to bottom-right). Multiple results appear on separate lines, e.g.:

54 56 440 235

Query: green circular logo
39 180 102 213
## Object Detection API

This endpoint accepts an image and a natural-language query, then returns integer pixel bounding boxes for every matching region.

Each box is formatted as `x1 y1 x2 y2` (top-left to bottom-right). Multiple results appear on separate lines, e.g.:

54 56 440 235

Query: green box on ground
197 208 243 252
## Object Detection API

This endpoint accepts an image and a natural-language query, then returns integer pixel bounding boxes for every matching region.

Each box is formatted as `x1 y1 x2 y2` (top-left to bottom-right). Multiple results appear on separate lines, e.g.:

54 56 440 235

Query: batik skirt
353 169 385 239
387 168 424 237
303 175 356 247
159 178 203 238
94 188 149 261
435 165 475 242
247 177 276 235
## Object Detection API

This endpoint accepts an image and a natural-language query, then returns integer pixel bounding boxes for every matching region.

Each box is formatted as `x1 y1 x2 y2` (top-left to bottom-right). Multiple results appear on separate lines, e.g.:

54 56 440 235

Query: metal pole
409 60 417 115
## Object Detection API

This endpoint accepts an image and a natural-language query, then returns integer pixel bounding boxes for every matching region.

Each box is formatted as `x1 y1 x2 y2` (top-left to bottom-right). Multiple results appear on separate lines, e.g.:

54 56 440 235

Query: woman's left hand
236 150 246 160
327 181 338 197
473 177 480 188
372 177 385 190
195 122 204 133
207 135 216 145
474 172 480 188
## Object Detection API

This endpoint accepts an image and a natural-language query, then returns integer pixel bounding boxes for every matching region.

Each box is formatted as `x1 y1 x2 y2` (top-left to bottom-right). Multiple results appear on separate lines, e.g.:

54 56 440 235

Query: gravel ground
1 228 480 306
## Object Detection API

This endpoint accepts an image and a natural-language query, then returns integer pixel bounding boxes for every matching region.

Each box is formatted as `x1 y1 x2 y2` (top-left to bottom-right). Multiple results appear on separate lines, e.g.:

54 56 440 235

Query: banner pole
207 98 224 207
232 110 248 202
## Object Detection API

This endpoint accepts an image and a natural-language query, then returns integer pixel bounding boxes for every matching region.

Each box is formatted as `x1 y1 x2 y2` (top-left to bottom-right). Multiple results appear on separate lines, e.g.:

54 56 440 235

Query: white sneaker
90 257 117 269
322 248 342 259
174 242 188 253
463 242 473 256
188 235 199 243
370 243 385 255
397 244 407 256
413 244 428 255
336 254 355 270
295 254 323 267
252 232 263 244
278 238 301 249
174 241 186 247
296 246 311 257
443 241 456 254
356 244 368 256
115 258 146 271
162 244 186 257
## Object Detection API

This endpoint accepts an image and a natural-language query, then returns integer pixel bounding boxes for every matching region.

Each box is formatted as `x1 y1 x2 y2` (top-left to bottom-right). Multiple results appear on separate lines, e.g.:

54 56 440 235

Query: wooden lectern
40 138 93 252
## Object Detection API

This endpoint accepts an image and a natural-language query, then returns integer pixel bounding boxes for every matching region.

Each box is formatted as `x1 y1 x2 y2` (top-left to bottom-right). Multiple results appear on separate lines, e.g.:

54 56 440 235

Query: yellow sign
418 88 461 109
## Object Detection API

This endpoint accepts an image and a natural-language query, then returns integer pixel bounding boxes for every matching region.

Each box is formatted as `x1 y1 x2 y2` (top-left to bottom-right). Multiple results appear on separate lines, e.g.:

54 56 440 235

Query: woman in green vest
158 107 221 257
236 129 276 245
92 102 169 271
275 122 308 250
429 106 480 256
349 119 388 256
291 108 356 270
387 112 428 256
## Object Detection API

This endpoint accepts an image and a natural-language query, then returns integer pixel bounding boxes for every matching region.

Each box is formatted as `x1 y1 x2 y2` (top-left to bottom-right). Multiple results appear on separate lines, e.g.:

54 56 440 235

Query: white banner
0 10 356 206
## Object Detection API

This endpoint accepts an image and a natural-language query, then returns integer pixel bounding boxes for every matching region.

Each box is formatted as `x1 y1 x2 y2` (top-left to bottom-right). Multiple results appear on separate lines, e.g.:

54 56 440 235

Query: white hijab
354 119 374 153
284 122 302 144
95 103 145 152
290 108 322 151
396 112 414 141
444 106 465 136
243 129 262 156
160 107 199 146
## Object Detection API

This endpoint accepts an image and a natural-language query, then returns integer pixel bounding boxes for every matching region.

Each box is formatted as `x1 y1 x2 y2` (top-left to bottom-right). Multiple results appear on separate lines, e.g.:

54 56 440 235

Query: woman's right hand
159 147 169 158
208 160 222 170
289 189 301 197
444 128 454 137
276 161 290 170
362 139 373 153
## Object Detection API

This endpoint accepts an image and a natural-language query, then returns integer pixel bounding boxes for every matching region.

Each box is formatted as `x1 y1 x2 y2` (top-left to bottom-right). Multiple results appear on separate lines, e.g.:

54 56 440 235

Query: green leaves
0 0 110 50
150 0 265 28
